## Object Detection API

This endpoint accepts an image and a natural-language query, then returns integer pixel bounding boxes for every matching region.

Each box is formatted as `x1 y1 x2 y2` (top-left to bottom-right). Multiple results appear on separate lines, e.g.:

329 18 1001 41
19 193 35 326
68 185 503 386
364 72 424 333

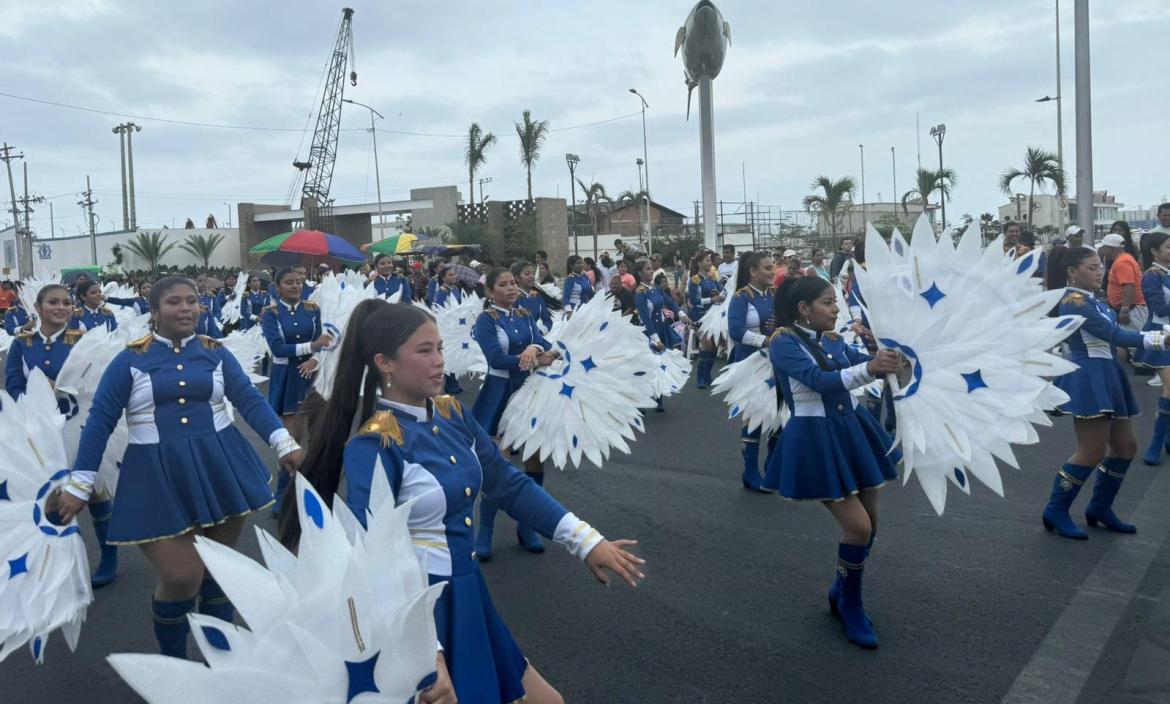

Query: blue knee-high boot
834 543 878 649
740 427 768 492
198 577 235 623
830 532 875 618
270 470 292 518
89 500 118 589
697 350 714 389
475 496 498 562
516 473 546 553
1042 463 1093 539
1144 398 1170 465
1085 458 1138 534
152 597 196 658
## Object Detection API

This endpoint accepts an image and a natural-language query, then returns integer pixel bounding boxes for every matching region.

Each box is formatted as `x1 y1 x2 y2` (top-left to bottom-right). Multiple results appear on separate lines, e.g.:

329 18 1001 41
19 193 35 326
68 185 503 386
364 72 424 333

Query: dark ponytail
1141 231 1170 270
279 299 434 547
773 275 836 371
734 250 771 291
1046 245 1095 291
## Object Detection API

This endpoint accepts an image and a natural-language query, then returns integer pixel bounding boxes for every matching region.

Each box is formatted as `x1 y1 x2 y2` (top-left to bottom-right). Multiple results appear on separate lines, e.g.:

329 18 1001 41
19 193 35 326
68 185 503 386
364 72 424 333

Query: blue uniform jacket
367 274 412 300
562 273 593 311
67 305 117 333
261 300 322 365
5 327 82 397
728 285 774 356
518 288 552 329
240 290 272 329
687 273 722 319
634 283 680 347
432 284 463 308
426 277 440 306
196 306 222 338
1142 266 1170 327
107 296 150 314
4 305 30 335
342 396 601 577
770 328 875 417
1057 288 1145 361
472 306 550 380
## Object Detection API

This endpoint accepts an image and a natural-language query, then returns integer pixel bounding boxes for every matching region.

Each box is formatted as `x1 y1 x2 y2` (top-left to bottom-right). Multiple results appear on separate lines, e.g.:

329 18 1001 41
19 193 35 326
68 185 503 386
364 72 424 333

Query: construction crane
293 7 357 209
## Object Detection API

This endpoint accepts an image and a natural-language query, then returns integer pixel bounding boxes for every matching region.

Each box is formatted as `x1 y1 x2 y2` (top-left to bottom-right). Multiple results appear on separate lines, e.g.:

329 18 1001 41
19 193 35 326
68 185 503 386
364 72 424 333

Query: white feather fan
432 293 486 380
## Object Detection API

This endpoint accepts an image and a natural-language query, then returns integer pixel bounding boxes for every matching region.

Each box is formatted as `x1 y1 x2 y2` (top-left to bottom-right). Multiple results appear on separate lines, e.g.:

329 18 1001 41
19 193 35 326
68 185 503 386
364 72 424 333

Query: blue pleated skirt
471 375 524 436
267 358 313 415
431 569 527 704
763 406 899 500
107 428 275 544
1054 356 1139 418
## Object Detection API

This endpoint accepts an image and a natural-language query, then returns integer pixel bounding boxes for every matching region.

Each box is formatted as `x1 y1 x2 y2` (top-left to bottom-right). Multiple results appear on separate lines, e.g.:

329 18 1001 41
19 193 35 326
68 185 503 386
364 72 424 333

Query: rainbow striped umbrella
249 229 366 266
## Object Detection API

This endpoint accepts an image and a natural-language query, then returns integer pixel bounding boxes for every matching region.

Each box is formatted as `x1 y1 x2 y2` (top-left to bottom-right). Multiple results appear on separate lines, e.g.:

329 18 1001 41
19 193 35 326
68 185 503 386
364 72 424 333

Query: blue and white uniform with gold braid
1135 264 1170 369
367 273 412 300
4 303 30 335
1053 287 1161 418
470 304 550 436
195 305 222 338
64 333 297 544
562 272 593 312
5 326 83 415
107 295 150 314
260 299 322 415
518 287 553 330
240 289 271 330
634 282 683 349
342 395 603 704
686 272 722 321
68 304 117 333
727 285 773 363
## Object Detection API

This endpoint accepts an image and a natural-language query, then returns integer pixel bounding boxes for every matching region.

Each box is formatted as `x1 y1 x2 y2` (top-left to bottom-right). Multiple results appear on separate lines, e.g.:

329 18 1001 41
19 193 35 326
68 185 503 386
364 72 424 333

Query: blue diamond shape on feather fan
8 553 29 579
961 370 988 393
954 468 967 488
0 480 8 501
559 382 575 398
303 489 325 529
919 282 946 308
345 652 381 703
457 317 466 326
659 364 667 371
461 341 470 349
766 377 777 389
201 625 231 651
580 356 598 372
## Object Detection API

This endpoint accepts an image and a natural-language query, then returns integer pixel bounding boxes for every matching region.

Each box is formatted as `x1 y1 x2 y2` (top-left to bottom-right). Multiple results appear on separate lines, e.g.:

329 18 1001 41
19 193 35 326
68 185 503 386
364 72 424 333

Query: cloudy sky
1 0 1168 238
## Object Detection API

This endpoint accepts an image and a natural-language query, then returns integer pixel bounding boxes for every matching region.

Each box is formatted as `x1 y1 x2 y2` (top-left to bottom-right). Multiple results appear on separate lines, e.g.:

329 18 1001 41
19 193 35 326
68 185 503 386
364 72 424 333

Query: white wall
0 227 242 278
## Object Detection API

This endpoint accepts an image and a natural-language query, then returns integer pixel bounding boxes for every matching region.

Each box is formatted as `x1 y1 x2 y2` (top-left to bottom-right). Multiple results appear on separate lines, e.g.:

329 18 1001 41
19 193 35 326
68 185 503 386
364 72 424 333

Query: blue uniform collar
376 397 429 422
1067 286 1095 297
795 323 824 340
36 326 66 344
152 332 198 348
1153 263 1170 274
82 304 102 315
278 298 301 312
491 304 513 316
748 284 767 296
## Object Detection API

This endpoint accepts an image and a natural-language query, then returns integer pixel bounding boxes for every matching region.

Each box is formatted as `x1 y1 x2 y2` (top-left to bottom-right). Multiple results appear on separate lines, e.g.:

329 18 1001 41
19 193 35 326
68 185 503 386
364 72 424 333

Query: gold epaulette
71 308 84 318
515 306 530 317
768 326 796 343
199 304 209 313
485 308 499 321
690 274 702 285
352 410 404 448
63 329 84 345
18 320 33 333
15 328 35 340
263 303 279 313
432 395 462 419
198 335 222 350
302 300 319 311
636 283 651 293
99 306 113 316
1061 291 1086 307
126 333 154 353
735 286 751 298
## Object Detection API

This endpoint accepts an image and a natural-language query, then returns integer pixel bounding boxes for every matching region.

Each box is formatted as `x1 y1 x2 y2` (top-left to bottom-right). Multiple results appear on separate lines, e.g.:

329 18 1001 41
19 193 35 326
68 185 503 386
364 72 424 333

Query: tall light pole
1074 0 1093 244
636 157 646 241
566 153 580 257
859 144 867 227
115 122 143 230
629 88 653 255
890 146 897 219
223 202 232 228
343 98 385 234
112 125 129 230
929 123 947 230
1035 0 1065 232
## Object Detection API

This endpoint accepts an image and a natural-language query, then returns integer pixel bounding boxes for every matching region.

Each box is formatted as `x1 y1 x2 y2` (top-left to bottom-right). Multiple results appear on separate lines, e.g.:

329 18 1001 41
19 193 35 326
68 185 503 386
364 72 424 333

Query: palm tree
802 176 855 240
901 167 957 222
178 232 226 269
465 123 497 207
575 179 612 256
123 231 177 271
514 110 550 201
998 147 1065 225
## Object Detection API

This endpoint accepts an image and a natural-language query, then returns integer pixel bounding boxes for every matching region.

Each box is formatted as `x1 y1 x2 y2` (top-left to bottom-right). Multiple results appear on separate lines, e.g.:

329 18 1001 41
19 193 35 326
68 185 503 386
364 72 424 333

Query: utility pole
117 122 143 230
478 177 492 206
79 176 97 264
1074 0 1093 244
0 143 27 277
891 147 897 221
859 145 867 227
566 154 579 257
16 162 43 278
113 124 129 229
49 201 54 239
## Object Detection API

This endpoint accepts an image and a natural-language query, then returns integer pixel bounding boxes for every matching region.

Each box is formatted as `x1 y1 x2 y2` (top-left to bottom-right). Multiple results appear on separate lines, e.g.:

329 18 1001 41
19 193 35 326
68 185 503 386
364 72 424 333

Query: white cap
469 259 482 268
1097 233 1126 249
1065 225 1085 237
783 249 798 258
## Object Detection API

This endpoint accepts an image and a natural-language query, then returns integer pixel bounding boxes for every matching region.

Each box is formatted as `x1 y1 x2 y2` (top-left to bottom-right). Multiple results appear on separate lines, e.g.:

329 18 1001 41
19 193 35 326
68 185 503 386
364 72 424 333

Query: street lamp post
890 146 897 222
859 144 866 228
929 123 947 230
1036 0 1066 232
342 98 386 235
112 125 129 230
223 202 232 228
629 88 652 255
566 153 580 256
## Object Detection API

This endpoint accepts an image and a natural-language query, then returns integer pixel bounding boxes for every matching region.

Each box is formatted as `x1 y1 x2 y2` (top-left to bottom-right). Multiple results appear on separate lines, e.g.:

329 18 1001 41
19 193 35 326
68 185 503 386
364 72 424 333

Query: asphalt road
3 367 1170 703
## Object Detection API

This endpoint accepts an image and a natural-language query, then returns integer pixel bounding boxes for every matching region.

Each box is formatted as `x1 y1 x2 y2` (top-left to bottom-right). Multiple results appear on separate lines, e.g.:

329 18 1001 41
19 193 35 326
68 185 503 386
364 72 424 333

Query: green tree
575 179 612 246
178 232 225 269
447 220 495 258
514 110 550 201
802 176 855 241
901 167 957 219
123 231 177 272
998 146 1065 226
503 215 539 261
870 213 904 240
465 123 497 207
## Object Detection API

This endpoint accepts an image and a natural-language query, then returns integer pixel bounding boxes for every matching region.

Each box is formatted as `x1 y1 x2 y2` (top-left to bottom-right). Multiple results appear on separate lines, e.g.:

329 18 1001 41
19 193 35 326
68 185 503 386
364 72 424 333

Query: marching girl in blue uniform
215 271 238 316
239 274 271 331
195 273 218 314
1043 246 1167 539
195 302 222 338
69 280 118 333
472 267 559 558
562 254 594 314
4 297 30 335
280 299 644 704
6 284 122 588
367 253 413 300
1135 231 1170 464
107 280 152 314
261 267 331 514
687 249 725 389
55 276 306 658
513 260 558 331
432 264 467 395
763 276 901 649
634 259 690 413
727 251 777 492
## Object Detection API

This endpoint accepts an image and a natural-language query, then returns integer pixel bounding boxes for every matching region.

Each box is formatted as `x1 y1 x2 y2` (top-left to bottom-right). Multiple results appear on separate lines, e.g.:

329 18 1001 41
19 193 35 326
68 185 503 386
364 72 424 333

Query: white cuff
295 342 312 357
701 297 711 305
554 512 604 560
1143 331 1166 350
840 362 875 390
742 330 768 348
65 471 95 501
268 428 301 458
650 333 661 344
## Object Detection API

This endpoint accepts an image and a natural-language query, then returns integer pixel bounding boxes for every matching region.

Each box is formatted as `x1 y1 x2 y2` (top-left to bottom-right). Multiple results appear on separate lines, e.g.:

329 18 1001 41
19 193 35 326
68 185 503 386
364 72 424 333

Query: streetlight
223 202 232 228
342 98 386 234
929 123 947 230
859 144 866 228
629 88 652 255
478 177 493 204
636 157 646 240
1037 0 1066 231
566 153 580 256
